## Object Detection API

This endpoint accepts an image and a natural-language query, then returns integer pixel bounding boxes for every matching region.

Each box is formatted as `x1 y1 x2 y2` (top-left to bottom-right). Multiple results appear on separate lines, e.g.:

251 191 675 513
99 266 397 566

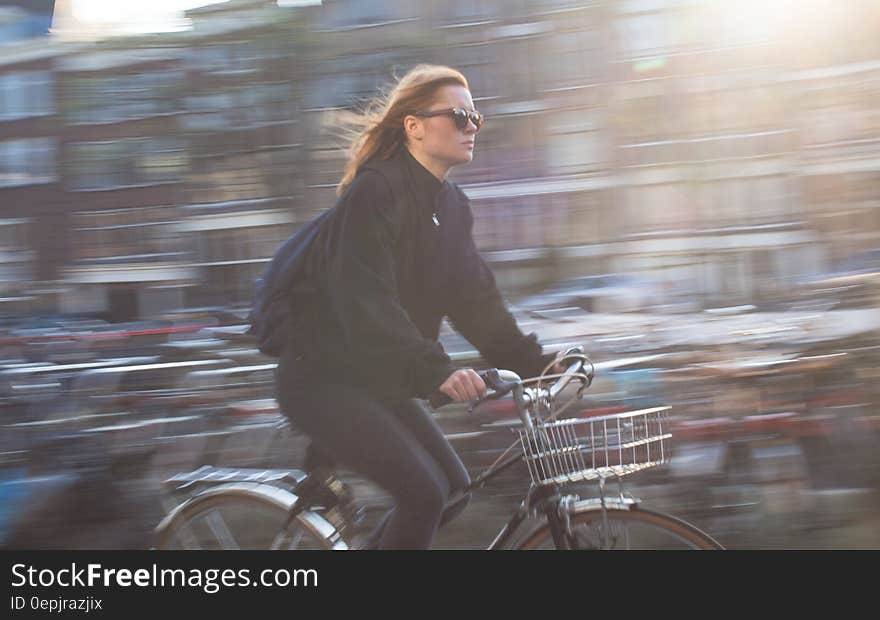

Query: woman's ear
403 115 423 142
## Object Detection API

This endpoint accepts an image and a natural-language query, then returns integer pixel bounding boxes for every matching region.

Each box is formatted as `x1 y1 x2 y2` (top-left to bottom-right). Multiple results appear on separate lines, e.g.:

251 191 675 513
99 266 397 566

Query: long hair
335 64 469 196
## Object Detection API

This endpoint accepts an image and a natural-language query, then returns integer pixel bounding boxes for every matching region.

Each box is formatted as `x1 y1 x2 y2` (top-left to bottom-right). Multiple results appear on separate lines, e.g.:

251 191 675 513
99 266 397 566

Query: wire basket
517 406 672 487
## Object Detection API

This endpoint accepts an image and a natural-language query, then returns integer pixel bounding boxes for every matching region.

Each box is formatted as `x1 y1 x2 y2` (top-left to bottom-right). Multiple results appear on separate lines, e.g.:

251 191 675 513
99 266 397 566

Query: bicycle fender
154 481 349 550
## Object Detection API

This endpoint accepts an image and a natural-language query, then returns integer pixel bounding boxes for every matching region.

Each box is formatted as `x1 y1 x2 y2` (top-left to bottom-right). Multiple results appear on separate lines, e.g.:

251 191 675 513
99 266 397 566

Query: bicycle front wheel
154 483 344 550
516 506 724 550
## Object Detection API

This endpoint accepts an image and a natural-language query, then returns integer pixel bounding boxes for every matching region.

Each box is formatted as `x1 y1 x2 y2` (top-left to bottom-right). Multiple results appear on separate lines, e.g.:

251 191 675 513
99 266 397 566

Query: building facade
0 6 65 314
2 0 878 318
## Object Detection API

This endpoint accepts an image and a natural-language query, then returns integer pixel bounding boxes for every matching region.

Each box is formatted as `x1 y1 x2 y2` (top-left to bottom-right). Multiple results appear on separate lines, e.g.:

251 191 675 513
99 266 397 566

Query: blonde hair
335 64 469 196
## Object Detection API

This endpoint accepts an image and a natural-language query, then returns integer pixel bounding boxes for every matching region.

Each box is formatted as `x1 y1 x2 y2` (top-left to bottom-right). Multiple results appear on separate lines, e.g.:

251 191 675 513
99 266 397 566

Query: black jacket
294 145 555 402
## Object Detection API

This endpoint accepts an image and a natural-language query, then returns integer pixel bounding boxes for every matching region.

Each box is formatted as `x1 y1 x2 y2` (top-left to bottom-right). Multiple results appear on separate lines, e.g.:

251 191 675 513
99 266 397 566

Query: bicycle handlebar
427 368 518 410
427 345 592 431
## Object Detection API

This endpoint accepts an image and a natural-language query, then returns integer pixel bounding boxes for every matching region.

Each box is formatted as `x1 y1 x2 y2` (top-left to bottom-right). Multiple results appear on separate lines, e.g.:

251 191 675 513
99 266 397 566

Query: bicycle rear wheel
154 484 343 550
516 506 724 550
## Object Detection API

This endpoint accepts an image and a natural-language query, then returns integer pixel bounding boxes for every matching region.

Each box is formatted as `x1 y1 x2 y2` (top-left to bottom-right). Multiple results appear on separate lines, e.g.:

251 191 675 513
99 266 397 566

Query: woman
275 64 566 550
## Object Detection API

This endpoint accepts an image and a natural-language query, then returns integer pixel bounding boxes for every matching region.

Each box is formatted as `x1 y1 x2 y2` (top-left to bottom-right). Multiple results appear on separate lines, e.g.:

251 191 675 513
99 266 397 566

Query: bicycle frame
277 439 564 549
159 347 625 550
412 445 635 550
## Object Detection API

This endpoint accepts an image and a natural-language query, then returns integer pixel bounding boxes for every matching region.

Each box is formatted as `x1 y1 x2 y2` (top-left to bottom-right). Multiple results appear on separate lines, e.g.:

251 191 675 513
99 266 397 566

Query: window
187 150 276 204
548 131 601 173
0 71 53 120
320 0 416 26
802 87 879 146
539 29 600 90
470 199 499 250
188 46 230 72
617 11 670 59
183 82 292 130
616 94 675 144
71 206 184 262
445 45 500 99
67 71 183 124
702 178 753 227
752 176 791 223
714 0 776 47
546 110 603 173
0 217 31 288
68 138 186 190
186 41 270 74
627 183 690 232
563 191 603 245
0 138 56 187
0 218 29 252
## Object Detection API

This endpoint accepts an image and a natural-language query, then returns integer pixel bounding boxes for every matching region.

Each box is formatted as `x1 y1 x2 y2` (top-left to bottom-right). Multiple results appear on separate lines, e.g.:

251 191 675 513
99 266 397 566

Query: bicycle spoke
269 531 288 550
204 509 240 550
268 527 306 550
286 529 306 550
175 521 204 551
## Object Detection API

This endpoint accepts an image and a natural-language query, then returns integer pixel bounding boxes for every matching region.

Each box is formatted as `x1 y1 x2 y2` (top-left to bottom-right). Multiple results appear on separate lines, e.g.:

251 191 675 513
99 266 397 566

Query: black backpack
248 156 409 358
246 209 332 357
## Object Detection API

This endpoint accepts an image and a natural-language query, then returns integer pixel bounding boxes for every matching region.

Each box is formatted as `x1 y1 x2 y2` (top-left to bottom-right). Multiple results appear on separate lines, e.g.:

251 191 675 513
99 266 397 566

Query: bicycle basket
517 406 672 486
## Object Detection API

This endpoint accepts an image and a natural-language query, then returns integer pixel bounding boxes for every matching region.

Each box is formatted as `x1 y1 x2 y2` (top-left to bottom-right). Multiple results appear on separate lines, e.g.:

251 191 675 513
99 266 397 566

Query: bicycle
154 345 724 550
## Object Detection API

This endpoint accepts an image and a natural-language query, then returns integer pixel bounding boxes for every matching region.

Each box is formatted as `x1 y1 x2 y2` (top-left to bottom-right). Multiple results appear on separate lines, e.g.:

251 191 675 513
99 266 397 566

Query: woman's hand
438 368 486 403
439 353 571 404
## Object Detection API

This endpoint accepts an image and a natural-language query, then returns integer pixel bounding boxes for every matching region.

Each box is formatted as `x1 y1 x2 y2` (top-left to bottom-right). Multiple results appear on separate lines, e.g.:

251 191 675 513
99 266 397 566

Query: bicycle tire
154 482 346 550
515 505 724 550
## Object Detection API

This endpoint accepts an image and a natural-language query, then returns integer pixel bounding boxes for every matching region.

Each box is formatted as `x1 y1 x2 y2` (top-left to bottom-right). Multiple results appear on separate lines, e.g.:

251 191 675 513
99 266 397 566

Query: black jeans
274 349 471 550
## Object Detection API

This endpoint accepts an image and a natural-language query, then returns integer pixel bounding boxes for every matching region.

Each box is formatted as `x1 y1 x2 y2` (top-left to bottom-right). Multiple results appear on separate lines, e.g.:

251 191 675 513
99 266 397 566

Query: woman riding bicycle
275 64 566 550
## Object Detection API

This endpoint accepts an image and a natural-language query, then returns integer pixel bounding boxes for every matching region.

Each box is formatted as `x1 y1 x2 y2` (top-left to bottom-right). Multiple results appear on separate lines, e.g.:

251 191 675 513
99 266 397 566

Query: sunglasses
413 107 484 132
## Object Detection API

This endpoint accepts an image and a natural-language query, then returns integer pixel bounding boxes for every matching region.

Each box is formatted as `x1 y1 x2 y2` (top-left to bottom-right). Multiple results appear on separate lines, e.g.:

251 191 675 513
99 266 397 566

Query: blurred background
1 0 879 549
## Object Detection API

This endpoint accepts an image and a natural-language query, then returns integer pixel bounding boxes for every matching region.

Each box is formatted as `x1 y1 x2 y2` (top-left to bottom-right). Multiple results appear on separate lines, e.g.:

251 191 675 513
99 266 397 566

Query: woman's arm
446 190 560 379
323 171 457 401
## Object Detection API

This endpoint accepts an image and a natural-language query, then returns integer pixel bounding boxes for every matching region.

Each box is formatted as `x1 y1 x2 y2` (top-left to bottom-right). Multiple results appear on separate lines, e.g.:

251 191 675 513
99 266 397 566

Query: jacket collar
396 145 449 210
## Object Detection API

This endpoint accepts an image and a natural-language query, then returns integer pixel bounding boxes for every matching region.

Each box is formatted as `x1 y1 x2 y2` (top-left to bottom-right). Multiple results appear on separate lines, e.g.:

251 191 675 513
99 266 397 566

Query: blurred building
600 0 815 306
421 0 875 306
0 1 54 42
55 41 193 321
0 1 62 313
289 0 835 304
2 0 879 318
175 0 311 308
793 60 880 268
611 0 877 306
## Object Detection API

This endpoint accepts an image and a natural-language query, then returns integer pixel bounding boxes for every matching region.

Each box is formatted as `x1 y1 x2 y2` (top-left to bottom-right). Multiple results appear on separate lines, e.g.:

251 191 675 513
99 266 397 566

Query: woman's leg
359 399 472 547
391 399 472 527
275 360 452 550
